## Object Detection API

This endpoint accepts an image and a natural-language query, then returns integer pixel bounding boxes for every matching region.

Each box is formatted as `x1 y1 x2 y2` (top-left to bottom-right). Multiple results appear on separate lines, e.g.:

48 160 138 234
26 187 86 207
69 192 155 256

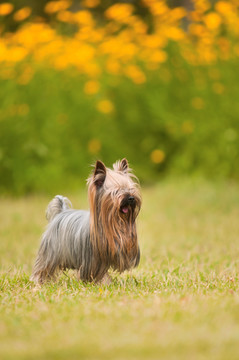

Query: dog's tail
46 195 72 222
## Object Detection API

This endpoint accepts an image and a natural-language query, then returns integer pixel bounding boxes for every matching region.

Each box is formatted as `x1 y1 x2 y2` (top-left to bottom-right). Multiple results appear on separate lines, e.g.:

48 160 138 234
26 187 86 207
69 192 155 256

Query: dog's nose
128 196 135 204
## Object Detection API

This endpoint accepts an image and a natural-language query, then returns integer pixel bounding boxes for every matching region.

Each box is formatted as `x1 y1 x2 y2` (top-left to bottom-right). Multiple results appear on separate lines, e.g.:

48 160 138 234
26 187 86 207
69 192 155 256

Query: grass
0 178 239 360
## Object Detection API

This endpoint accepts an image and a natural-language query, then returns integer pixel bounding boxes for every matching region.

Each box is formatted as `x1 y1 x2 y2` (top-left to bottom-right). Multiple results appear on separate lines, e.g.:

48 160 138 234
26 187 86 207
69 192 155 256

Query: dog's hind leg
30 255 58 284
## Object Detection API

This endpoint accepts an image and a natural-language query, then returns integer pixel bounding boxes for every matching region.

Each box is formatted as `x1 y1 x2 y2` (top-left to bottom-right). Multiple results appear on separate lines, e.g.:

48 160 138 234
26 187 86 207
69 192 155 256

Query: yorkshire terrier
31 158 141 284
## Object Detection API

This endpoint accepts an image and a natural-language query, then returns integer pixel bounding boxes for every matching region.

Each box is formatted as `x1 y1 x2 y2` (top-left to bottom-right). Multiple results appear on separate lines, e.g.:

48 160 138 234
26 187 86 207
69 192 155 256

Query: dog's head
88 158 141 222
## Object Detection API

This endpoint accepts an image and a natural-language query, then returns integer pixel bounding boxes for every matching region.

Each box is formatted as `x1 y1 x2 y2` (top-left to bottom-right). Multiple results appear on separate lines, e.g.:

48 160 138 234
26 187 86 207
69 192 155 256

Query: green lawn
1 179 239 360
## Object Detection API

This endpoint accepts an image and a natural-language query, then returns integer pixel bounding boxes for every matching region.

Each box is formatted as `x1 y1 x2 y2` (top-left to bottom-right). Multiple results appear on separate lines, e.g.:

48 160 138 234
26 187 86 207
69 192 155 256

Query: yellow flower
84 63 101 77
44 1 71 14
54 56 69 70
199 46 217 64
191 97 204 110
132 18 147 35
83 0 100 8
170 7 187 21
149 2 168 16
88 139 101 154
149 50 167 63
7 46 28 62
182 121 194 134
57 10 74 22
218 37 230 60
97 100 114 114
13 7 32 22
105 4 134 22
189 11 202 22
125 65 146 84
74 10 93 25
212 82 224 94
167 27 185 40
194 0 210 13
189 24 206 37
0 3 14 16
106 59 121 75
215 1 233 15
204 12 221 31
142 34 166 49
18 104 30 116
84 80 100 95
150 149 165 164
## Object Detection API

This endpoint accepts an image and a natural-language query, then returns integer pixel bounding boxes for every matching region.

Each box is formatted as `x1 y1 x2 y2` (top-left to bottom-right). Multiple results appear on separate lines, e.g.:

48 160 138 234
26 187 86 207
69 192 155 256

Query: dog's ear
93 160 106 187
113 158 129 173
118 158 129 173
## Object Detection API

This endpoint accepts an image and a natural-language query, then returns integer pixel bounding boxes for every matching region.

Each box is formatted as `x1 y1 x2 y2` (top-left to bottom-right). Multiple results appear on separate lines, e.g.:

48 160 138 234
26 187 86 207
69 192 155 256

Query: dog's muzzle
120 196 136 214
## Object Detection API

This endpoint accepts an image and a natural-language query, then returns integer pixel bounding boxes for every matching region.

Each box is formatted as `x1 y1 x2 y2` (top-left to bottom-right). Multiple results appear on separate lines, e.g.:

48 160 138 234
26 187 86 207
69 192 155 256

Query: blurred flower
18 103 30 116
0 0 238 93
131 18 147 34
215 1 233 15
167 27 185 41
191 97 205 110
204 12 221 31
54 55 69 70
125 65 146 84
97 99 114 114
83 0 100 8
13 7 32 22
0 3 14 16
189 24 206 37
218 37 230 60
106 59 121 75
105 4 134 22
57 10 74 23
212 82 224 94
44 1 71 14
84 80 100 95
84 63 101 77
146 1 168 16
7 47 28 62
74 10 93 25
189 11 201 22
194 0 210 14
150 149 165 164
148 50 167 64
170 7 187 21
88 139 101 154
141 34 166 49
182 121 194 134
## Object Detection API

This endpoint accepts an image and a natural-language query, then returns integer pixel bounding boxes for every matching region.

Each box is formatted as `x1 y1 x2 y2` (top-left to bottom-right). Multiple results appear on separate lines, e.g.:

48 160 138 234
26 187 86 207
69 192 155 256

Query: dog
31 158 141 284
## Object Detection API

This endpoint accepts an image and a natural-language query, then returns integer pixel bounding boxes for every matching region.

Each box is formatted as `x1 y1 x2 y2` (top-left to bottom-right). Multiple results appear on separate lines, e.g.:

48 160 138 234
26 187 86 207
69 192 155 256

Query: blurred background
0 0 238 195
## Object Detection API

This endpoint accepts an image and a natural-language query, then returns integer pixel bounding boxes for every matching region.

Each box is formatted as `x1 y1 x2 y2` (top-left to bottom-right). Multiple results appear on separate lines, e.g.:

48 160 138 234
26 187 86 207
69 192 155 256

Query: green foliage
0 54 239 194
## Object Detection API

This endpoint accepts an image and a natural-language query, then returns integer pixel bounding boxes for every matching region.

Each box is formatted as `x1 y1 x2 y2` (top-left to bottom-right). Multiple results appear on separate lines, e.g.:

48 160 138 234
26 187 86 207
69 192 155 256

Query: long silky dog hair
31 159 141 283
